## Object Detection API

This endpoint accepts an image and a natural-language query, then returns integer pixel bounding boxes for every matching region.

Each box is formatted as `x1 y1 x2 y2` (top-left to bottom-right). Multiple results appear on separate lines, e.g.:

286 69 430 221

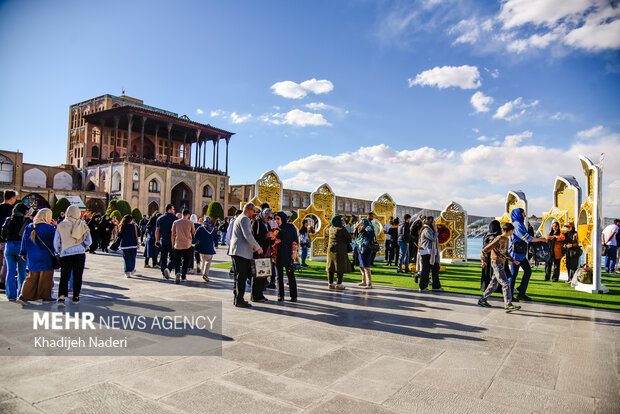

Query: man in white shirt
602 219 620 273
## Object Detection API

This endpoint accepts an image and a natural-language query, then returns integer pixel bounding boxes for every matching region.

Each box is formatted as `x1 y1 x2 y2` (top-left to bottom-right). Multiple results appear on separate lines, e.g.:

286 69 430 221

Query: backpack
576 266 593 285
532 242 551 262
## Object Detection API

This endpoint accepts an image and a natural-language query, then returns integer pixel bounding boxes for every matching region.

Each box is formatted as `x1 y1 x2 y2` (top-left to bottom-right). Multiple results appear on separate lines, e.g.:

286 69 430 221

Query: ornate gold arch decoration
370 193 395 258
498 190 527 224
436 201 467 262
254 170 282 212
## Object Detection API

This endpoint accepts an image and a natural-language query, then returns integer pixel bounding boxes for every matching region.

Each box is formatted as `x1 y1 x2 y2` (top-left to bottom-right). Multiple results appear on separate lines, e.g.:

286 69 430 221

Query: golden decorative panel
556 188 576 223
312 184 335 222
293 203 330 258
255 170 282 212
498 191 527 224
371 194 395 258
436 201 467 261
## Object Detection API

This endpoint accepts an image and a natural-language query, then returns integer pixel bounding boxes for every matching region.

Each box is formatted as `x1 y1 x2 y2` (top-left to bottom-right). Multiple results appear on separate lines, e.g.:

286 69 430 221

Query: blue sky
1 0 619 217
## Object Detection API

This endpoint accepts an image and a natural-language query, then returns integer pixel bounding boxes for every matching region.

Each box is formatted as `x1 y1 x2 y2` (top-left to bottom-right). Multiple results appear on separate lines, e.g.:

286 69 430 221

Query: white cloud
271 79 334 99
210 109 225 118
578 125 604 138
409 65 481 89
498 0 593 29
493 97 539 120
196 108 204 115
504 130 533 146
278 130 620 216
230 112 252 124
476 135 494 142
470 91 494 112
263 109 331 127
564 10 620 50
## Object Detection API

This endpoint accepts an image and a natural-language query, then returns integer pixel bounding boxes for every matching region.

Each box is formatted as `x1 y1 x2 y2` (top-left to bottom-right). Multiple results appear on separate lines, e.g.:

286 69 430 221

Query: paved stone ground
0 245 619 413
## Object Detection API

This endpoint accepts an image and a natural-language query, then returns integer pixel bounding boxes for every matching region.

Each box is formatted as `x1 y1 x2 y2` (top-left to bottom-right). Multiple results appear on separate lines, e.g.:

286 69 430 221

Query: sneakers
125 272 131 278
163 268 170 280
144 264 151 268
364 284 373 289
477 298 492 307
418 288 429 293
290 297 298 302
16 297 28 305
516 293 532 302
202 275 210 282
131 269 136 275
358 282 367 287
328 284 336 290
235 301 251 308
505 304 521 313
175 273 181 284
57 298 65 307
431 287 444 292
73 297 80 304
335 284 346 290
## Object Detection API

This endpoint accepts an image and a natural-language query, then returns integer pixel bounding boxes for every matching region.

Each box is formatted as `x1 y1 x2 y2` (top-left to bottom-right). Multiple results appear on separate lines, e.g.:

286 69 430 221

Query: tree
110 210 123 222
107 199 118 212
52 197 71 219
290 211 298 222
131 207 143 224
206 201 224 221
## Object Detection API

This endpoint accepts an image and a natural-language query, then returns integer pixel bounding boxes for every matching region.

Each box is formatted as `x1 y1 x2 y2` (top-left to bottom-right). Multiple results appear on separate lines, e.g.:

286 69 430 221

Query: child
478 222 522 312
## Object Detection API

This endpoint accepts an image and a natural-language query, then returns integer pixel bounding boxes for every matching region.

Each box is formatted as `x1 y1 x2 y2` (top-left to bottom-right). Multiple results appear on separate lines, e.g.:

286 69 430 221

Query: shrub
290 211 298 222
115 199 132 216
52 197 71 219
110 210 123 222
206 201 224 221
131 207 142 224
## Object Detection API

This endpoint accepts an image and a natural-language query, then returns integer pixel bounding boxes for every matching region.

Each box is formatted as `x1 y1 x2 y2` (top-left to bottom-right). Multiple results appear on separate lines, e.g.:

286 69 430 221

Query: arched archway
23 168 47 188
148 201 159 215
86 181 96 191
92 146 100 158
111 171 122 192
143 138 156 160
0 154 14 184
22 193 50 209
171 182 192 213
53 171 73 190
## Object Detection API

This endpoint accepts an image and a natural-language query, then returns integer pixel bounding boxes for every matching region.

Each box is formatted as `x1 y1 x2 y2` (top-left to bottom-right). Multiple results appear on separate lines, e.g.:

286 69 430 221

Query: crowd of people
1 188 619 313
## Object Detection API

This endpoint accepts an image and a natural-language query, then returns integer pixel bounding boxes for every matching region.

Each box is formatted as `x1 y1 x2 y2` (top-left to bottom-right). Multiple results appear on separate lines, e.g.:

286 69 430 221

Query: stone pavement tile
502 348 561 381
481 311 532 330
512 332 557 354
219 367 328 408
345 334 444 364
0 397 41 414
285 322 360 345
222 342 305 374
554 336 614 359
238 330 338 359
496 364 558 390
384 382 527 414
4 356 158 403
594 397 620 414
113 356 239 399
282 346 380 387
0 356 110 387
429 348 506 371
0 388 14 403
484 377 596 413
34 382 178 414
555 356 619 400
411 367 496 399
306 394 400 414
161 379 298 413
331 356 424 404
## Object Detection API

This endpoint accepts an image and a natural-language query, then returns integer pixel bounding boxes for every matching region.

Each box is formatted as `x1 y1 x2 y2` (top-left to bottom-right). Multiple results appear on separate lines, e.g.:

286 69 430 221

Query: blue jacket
195 225 218 255
510 209 533 261
20 223 56 272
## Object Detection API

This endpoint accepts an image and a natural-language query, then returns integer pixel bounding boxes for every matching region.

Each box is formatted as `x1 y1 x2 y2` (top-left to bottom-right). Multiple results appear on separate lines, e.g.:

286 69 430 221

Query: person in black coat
481 220 503 292
274 211 298 301
251 208 275 302
99 215 113 252
87 214 101 253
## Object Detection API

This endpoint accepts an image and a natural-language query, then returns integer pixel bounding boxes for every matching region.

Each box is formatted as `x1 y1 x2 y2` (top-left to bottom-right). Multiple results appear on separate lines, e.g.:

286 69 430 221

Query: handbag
602 244 609 257
512 240 528 255
35 232 61 270
251 258 272 278
109 234 121 251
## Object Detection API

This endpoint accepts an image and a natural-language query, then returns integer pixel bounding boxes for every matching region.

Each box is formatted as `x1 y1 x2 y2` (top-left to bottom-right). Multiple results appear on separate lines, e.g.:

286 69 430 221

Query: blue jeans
221 232 227 245
122 248 137 272
510 257 532 295
5 241 27 300
398 241 409 271
301 246 308 265
605 245 618 273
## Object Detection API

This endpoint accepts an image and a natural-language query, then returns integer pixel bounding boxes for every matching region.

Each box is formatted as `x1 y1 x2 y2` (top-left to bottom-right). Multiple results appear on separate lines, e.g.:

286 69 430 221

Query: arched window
303 195 310 208
337 199 344 211
282 192 290 207
111 171 122 192
345 201 351 212
148 179 161 193
202 185 213 198
0 154 13 184
292 194 300 208
92 146 99 158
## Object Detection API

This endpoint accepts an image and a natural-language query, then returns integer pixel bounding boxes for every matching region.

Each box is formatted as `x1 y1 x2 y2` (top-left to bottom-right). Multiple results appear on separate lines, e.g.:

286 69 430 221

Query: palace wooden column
140 116 146 162
98 119 105 161
126 114 133 160
166 122 173 163
113 116 119 159
215 136 220 171
154 124 160 161
225 137 230 175
212 140 216 169
182 132 187 165
202 139 207 168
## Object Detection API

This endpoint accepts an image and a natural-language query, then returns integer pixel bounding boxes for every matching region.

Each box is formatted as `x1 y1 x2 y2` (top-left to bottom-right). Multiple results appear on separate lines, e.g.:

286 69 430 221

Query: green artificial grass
213 261 620 310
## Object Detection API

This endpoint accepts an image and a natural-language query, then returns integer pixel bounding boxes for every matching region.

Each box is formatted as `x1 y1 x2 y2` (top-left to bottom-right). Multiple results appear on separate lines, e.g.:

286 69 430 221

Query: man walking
171 209 195 284
0 190 17 290
384 217 393 262
228 203 263 308
155 204 177 280
602 219 620 273
509 208 546 301
397 214 411 273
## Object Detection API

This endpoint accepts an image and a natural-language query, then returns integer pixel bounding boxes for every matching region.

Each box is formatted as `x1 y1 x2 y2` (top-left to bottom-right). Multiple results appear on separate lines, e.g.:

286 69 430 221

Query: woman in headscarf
355 218 376 289
481 220 502 291
189 214 201 274
417 216 443 292
18 208 56 302
87 214 101 253
563 222 580 283
54 205 91 306
325 215 352 290
195 216 218 282
98 214 113 252
250 208 275 302
1 203 31 300
144 213 160 268
118 214 139 278
274 211 298 301
545 220 565 282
